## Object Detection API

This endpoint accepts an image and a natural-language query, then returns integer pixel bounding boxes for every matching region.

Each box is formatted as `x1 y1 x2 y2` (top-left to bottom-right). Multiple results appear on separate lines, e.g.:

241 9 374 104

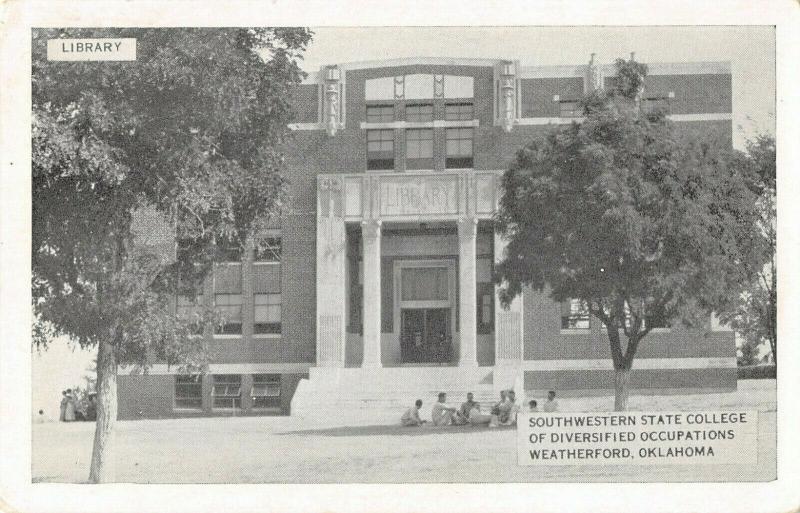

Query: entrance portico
297 169 524 418
316 170 511 368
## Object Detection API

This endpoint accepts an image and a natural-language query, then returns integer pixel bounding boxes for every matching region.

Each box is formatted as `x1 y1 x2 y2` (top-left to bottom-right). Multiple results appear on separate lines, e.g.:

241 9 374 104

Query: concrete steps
290 366 519 422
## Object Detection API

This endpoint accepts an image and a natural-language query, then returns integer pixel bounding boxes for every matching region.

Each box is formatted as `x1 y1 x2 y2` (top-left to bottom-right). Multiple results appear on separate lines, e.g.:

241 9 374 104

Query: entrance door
395 260 456 364
400 308 451 363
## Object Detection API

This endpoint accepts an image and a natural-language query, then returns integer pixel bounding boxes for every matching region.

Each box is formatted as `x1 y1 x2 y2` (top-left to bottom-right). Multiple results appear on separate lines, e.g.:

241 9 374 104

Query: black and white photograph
1 3 798 512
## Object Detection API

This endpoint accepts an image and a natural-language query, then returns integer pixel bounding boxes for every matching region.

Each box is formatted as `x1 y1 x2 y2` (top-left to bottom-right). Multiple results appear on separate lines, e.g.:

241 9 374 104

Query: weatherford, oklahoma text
518 411 758 466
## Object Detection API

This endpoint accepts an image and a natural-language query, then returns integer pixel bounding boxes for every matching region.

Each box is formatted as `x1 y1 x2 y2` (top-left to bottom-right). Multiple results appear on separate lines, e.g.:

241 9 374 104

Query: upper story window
255 237 281 262
254 236 281 335
213 262 242 335
366 104 394 123
445 127 473 168
366 129 395 171
254 293 281 335
561 298 590 330
405 128 434 170
214 293 242 335
405 103 434 122
445 102 473 121
213 235 243 262
177 295 204 335
559 100 582 118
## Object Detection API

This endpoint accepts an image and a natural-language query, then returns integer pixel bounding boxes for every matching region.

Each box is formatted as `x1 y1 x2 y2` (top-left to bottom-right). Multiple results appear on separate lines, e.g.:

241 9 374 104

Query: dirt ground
31 380 776 484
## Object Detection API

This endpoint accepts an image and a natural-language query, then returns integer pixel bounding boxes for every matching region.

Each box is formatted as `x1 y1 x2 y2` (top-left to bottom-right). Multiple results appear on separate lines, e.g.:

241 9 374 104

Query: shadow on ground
276 424 515 437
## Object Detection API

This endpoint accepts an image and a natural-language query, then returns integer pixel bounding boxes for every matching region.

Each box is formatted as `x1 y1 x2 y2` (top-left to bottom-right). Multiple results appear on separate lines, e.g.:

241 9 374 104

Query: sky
301 26 775 149
31 26 775 417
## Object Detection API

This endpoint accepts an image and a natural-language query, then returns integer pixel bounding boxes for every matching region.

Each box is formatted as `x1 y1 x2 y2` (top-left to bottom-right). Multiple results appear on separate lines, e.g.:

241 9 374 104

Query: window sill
212 334 243 340
172 407 203 412
560 329 591 335
253 334 281 339
360 119 480 130
600 327 672 335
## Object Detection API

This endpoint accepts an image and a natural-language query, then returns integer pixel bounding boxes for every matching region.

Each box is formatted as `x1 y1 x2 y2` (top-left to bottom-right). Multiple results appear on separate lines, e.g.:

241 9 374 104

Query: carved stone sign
380 176 458 216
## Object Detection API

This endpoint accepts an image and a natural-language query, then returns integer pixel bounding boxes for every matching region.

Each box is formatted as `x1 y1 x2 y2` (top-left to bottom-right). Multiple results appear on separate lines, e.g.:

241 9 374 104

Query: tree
494 58 761 411
32 28 312 482
721 133 776 365
737 336 761 367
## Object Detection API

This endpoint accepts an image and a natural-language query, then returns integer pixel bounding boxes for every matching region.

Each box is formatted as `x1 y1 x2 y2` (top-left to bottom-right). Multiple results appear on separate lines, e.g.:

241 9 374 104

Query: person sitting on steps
431 392 458 426
453 392 477 425
543 390 559 412
490 390 519 427
401 399 426 426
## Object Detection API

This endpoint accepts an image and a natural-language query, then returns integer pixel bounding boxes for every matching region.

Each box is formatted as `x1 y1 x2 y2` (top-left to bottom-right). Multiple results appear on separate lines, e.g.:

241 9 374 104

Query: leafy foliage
32 28 312 370
720 133 776 364
609 58 648 99
494 59 761 371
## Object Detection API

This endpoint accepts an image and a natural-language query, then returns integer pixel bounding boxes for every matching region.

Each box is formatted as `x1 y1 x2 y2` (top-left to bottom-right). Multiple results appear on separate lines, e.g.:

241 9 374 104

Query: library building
117 55 736 419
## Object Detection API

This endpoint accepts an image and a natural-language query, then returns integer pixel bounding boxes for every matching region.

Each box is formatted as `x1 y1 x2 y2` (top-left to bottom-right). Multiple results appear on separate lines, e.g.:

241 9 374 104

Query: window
642 97 671 115
624 306 642 331
405 103 433 122
366 105 394 123
405 128 433 169
255 237 281 262
251 374 281 409
561 299 590 330
216 237 242 262
477 287 494 334
174 375 202 409
212 374 241 409
646 311 670 330
213 259 242 335
177 295 204 335
477 258 494 334
621 303 669 330
401 267 449 302
214 293 242 334
254 293 281 334
253 251 281 335
445 102 473 121
559 100 582 118
366 129 394 170
176 237 205 263
481 294 493 324
445 127 473 168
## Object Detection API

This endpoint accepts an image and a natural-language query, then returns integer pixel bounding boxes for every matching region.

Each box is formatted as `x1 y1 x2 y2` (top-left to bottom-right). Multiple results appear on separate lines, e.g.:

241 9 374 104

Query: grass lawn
32 380 776 484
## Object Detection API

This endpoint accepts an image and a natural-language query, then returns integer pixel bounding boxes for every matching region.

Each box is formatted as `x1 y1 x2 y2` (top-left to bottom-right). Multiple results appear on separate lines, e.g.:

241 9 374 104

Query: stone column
494 230 524 394
494 231 523 363
316 177 346 368
361 219 382 368
458 217 478 367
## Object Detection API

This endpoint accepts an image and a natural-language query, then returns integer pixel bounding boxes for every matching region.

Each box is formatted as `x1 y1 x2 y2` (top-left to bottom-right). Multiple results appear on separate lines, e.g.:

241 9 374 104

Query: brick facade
117 56 736 420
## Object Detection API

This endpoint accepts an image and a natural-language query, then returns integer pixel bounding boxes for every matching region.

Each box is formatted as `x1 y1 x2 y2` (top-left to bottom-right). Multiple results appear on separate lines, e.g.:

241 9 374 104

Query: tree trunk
89 338 118 483
769 335 777 366
614 368 631 412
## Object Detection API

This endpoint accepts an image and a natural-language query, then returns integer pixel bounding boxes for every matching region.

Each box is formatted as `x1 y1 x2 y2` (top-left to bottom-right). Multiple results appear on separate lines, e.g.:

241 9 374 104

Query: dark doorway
400 308 451 363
